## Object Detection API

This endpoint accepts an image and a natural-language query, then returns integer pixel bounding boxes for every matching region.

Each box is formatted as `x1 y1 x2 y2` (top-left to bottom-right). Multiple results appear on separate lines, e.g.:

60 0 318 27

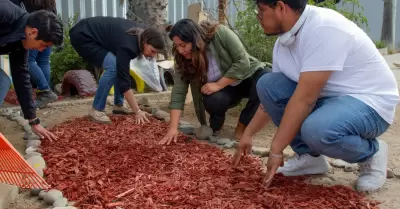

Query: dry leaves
41 115 380 209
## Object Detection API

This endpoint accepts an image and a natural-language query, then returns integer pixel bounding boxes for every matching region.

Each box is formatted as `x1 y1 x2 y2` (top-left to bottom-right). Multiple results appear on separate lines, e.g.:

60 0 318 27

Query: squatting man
232 0 399 192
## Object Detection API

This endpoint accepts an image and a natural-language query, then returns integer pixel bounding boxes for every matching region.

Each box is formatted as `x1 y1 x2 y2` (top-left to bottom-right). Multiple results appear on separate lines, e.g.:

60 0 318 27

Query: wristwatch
28 118 40 126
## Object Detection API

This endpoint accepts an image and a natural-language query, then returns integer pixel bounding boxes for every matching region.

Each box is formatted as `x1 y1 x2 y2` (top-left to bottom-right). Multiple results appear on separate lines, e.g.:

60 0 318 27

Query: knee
202 91 228 111
301 117 339 152
256 73 290 103
27 54 36 63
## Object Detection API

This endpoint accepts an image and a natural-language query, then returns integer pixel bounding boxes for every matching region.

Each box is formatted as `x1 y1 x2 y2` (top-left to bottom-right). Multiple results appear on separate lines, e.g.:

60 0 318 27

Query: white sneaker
356 140 388 192
277 154 330 176
88 108 112 124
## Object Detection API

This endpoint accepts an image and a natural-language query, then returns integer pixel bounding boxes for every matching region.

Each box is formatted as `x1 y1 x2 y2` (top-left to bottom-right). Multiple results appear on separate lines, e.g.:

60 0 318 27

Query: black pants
202 67 270 131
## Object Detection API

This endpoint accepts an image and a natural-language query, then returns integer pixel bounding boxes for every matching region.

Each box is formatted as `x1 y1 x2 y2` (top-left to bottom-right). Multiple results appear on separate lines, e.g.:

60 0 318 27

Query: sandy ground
1 97 400 209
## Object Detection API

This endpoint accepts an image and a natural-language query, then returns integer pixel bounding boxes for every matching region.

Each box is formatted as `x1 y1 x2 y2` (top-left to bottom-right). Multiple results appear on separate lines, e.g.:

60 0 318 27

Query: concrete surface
0 183 19 209
384 53 400 69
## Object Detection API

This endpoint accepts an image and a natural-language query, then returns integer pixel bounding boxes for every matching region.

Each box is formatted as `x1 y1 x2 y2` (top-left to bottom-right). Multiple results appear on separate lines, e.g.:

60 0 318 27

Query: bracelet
135 109 143 114
269 153 283 158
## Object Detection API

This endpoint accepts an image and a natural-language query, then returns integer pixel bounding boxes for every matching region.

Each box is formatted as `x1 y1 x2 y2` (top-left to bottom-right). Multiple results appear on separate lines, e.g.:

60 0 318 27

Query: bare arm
169 109 182 131
216 77 236 89
123 89 140 113
242 105 271 138
270 71 332 155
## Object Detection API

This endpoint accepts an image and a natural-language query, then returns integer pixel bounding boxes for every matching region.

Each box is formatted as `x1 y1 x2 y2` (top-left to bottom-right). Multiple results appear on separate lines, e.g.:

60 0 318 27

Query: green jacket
169 24 266 125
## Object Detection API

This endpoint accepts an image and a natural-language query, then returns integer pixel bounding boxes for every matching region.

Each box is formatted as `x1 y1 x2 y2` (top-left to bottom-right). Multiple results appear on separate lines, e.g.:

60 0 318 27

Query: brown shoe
88 108 112 124
112 104 134 115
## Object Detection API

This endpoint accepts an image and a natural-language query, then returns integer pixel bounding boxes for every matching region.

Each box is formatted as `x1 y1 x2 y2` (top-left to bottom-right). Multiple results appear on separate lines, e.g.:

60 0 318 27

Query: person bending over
233 0 399 192
69 16 166 124
0 0 63 140
160 19 271 145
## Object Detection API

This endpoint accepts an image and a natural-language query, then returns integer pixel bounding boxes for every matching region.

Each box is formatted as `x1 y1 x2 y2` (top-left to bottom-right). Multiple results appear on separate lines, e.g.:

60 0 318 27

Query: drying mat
41 115 380 209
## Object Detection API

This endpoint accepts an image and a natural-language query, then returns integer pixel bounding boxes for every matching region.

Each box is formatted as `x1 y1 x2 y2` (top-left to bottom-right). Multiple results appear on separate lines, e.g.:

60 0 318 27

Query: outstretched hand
31 124 58 141
159 128 179 145
135 110 150 124
232 135 253 165
263 153 284 188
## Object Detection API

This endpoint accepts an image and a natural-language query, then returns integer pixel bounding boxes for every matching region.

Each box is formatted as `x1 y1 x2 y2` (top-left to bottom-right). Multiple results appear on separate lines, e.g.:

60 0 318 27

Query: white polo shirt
272 5 400 124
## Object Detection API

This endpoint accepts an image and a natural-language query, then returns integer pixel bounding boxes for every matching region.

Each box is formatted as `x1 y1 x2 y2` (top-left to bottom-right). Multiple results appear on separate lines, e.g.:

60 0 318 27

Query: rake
0 132 50 189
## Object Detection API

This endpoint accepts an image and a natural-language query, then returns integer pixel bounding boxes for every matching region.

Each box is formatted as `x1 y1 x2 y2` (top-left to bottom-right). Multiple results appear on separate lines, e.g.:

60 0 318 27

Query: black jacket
69 16 147 94
0 0 35 120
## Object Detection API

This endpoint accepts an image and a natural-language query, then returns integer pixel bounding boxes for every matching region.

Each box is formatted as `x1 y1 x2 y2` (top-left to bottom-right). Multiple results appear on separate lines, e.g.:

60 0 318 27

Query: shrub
374 40 387 49
50 13 91 85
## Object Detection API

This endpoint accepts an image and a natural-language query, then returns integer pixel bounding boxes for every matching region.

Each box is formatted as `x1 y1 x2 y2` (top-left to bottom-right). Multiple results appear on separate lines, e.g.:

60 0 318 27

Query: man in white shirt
232 0 399 192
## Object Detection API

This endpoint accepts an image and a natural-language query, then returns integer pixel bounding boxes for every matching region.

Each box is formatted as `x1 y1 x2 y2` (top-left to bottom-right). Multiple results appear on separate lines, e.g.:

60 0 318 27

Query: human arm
159 109 182 145
201 25 252 94
232 105 271 165
9 48 36 120
201 77 236 95
264 26 353 187
116 46 149 123
116 46 141 113
9 47 57 140
219 25 251 82
242 105 271 138
159 71 189 145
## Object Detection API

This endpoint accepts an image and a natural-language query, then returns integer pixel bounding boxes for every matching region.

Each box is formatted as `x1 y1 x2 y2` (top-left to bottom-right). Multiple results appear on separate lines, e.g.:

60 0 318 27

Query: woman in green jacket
160 19 271 145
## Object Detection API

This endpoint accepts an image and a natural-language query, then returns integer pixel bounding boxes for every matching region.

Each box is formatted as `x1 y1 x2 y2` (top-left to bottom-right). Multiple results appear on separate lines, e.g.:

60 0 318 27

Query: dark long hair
23 0 56 11
127 27 166 59
168 19 219 84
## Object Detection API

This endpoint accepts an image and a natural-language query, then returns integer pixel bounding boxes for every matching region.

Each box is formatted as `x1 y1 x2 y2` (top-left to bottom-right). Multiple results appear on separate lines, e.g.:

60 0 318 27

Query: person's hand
264 152 284 188
201 82 222 95
159 128 179 145
232 135 253 165
31 124 58 141
135 110 150 124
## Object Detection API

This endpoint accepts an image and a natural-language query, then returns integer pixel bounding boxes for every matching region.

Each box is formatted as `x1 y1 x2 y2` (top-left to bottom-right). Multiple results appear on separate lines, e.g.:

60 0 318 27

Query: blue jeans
0 69 11 106
28 47 52 91
92 52 124 111
256 73 389 163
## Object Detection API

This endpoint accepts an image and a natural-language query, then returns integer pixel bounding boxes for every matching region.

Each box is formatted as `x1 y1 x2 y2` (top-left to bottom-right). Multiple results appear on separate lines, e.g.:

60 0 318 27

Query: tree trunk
126 0 168 26
125 0 170 59
381 0 393 49
218 0 228 24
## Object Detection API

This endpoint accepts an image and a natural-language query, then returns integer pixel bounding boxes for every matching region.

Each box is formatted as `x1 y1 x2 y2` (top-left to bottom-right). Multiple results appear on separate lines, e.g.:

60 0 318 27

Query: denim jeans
28 47 52 91
92 52 124 111
0 69 11 106
256 72 390 163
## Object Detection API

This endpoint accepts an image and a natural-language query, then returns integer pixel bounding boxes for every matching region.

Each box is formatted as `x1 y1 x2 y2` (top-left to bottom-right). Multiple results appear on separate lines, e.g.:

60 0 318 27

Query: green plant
50 13 90 85
235 0 276 63
235 0 369 63
374 40 387 49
